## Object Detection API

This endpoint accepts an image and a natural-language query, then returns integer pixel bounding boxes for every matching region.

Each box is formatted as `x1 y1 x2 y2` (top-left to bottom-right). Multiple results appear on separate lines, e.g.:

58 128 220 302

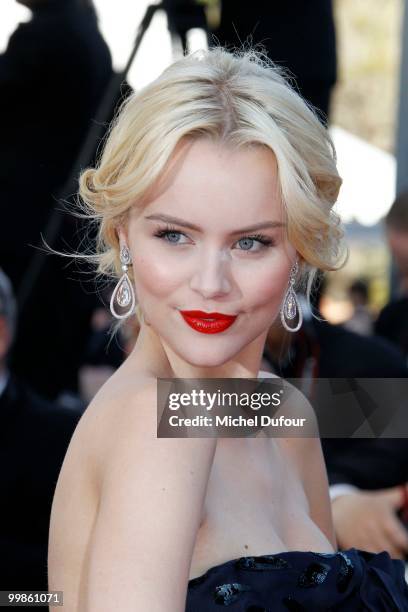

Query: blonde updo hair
79 46 348 324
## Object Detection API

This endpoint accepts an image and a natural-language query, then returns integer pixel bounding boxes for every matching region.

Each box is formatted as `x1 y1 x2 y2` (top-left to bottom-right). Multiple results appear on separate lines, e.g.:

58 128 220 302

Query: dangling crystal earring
110 244 136 319
280 259 303 332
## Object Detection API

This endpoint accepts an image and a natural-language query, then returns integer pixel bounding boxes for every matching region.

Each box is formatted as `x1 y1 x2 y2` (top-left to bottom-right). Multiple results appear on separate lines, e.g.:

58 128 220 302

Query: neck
129 321 267 380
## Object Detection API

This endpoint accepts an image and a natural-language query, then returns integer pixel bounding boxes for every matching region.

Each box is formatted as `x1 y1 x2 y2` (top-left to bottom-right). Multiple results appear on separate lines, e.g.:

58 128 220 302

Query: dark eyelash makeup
153 223 275 248
153 223 180 239
244 233 275 247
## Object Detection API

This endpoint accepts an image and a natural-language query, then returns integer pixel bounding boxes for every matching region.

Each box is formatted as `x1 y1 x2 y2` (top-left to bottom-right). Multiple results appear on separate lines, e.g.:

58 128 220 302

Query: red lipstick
179 310 237 334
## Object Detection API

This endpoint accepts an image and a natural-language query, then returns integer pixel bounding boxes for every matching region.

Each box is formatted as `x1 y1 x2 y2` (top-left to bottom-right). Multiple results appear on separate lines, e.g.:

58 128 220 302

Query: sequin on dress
186 548 408 611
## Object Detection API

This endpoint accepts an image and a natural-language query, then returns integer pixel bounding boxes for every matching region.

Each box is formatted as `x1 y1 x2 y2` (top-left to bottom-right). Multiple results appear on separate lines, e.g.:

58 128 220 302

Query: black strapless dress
186 548 408 611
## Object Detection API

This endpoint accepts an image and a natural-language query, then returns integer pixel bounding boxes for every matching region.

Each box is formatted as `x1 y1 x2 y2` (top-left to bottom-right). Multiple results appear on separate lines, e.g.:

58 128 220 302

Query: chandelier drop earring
110 244 136 319
280 259 303 332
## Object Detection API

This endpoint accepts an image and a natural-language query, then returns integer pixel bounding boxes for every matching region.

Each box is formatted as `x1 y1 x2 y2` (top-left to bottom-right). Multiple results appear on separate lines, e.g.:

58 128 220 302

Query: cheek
240 258 291 310
132 253 181 298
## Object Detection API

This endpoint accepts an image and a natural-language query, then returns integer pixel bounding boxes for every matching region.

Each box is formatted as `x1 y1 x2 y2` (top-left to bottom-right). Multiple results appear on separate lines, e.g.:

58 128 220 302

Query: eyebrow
144 213 286 235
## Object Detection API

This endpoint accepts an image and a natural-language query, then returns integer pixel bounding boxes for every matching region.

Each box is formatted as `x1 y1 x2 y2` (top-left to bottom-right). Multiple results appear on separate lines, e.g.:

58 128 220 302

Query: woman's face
123 138 296 367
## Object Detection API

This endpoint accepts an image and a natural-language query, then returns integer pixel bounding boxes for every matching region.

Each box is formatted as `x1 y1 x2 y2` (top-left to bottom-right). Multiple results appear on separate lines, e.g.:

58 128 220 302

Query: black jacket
0 0 112 263
265 317 408 490
375 296 408 362
213 0 337 118
0 375 82 593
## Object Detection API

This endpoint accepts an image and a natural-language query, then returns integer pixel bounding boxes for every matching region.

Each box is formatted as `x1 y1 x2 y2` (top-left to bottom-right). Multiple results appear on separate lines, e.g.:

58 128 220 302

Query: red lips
179 310 237 334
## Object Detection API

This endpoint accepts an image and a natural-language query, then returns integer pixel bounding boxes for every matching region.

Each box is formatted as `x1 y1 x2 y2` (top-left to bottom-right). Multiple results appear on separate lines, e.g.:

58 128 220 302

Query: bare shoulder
90 374 164 483
74 371 217 610
280 380 319 429
270 380 321 470
259 373 318 425
93 370 217 494
72 370 158 468
262 376 319 435
82 367 157 425
48 372 157 610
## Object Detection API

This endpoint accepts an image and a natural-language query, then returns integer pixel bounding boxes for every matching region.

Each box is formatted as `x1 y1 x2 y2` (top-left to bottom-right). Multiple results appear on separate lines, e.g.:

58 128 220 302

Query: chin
174 343 244 369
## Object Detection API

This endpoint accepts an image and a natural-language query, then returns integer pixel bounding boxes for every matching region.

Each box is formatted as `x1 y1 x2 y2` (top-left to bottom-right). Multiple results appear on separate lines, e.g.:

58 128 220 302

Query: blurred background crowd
1 0 408 601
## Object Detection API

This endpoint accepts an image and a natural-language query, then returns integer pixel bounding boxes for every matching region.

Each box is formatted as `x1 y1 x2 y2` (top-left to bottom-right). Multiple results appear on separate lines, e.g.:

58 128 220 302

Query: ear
116 224 129 248
295 252 305 267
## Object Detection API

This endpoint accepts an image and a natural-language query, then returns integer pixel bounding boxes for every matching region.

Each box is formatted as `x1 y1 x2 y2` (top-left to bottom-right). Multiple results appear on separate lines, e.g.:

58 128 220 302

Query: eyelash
153 224 275 251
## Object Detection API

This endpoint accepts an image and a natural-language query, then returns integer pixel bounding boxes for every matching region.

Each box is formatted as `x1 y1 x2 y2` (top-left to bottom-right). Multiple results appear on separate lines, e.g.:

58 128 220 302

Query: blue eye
237 237 258 251
154 226 188 244
236 235 274 252
153 225 274 252
163 231 183 243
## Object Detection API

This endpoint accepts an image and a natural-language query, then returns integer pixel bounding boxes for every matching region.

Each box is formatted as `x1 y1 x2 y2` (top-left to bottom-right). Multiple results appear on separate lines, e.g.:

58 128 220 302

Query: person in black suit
0 268 83 598
0 0 113 399
263 291 408 560
375 190 408 362
321 438 408 560
212 0 337 122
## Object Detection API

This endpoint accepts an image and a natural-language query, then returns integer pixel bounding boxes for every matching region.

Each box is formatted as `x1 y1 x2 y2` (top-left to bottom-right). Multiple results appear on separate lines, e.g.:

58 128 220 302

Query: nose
189 248 232 299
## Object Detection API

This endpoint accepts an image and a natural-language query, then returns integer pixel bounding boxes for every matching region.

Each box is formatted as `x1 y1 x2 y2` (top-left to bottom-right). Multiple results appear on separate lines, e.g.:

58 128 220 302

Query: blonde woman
48 48 408 611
